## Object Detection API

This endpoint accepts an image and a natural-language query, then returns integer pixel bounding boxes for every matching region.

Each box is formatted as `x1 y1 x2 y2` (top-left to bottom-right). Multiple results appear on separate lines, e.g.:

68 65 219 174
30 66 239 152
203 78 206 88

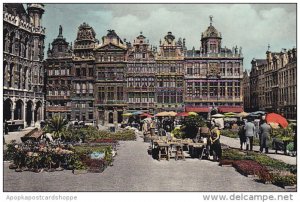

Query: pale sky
41 3 296 70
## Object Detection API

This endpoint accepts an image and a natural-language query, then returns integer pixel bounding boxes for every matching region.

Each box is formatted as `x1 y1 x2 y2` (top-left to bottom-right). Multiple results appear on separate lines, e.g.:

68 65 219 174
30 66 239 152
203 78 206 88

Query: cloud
43 3 296 69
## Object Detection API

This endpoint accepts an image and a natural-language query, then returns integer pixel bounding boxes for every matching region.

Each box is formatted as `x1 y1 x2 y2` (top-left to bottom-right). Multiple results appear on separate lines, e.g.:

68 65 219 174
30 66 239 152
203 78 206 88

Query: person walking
259 120 272 153
210 121 222 161
150 120 156 136
244 119 256 151
238 121 246 150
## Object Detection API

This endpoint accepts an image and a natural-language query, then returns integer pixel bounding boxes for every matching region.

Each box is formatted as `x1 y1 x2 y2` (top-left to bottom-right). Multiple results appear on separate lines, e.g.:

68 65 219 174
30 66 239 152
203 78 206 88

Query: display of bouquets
26 152 42 173
6 141 34 171
53 146 74 171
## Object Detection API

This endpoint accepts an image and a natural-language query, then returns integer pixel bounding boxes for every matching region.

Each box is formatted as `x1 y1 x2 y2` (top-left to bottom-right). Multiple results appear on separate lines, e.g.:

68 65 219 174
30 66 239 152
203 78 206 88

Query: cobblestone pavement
4 134 284 192
221 135 296 165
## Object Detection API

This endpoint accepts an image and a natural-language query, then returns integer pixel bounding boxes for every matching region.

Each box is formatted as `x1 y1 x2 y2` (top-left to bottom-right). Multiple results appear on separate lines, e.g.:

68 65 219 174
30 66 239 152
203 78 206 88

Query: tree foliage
44 115 68 139
181 115 206 139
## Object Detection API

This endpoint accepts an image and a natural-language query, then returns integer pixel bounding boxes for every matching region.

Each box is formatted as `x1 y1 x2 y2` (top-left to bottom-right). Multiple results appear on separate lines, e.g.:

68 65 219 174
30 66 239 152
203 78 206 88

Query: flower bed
5 141 74 172
271 171 297 188
244 151 297 174
221 149 245 160
92 138 118 144
232 160 269 177
85 128 136 142
5 141 114 174
220 149 297 187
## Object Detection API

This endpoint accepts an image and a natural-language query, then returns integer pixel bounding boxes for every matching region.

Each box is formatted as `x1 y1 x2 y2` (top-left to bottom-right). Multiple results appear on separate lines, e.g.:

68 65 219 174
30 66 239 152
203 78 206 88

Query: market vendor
210 121 222 161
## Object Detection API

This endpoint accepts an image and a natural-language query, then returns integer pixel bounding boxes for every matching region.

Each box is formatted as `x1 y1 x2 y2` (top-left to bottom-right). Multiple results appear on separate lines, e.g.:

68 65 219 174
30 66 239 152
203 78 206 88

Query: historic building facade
184 18 244 115
242 71 250 112
72 23 96 123
94 30 128 125
43 16 246 126
155 32 185 112
247 48 297 119
277 48 297 119
45 26 73 120
249 59 267 111
126 32 156 113
3 3 45 130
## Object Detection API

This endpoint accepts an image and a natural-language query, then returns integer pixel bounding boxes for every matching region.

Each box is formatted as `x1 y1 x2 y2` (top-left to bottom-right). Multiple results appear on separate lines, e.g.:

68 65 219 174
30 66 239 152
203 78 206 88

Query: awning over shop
218 106 244 113
185 106 209 113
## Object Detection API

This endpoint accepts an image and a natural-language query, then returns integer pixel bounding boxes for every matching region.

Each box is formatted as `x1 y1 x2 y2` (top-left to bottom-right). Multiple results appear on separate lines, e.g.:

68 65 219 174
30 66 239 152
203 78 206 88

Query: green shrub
253 154 290 172
84 128 136 142
272 173 297 187
222 149 296 174
171 127 184 139
286 164 297 175
271 127 294 142
181 115 206 139
222 149 245 160
221 130 238 138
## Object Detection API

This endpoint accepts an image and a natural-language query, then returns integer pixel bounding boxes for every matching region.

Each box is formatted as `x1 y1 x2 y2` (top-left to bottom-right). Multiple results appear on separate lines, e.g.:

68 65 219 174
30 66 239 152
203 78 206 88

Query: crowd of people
238 116 297 154
128 113 296 161
139 116 223 162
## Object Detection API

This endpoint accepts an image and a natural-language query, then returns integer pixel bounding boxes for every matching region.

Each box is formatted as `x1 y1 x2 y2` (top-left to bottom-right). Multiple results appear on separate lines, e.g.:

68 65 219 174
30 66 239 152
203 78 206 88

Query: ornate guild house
126 32 156 114
46 25 73 120
3 4 245 129
156 32 185 112
44 16 244 125
94 30 127 125
184 17 243 116
3 4 45 130
246 47 297 119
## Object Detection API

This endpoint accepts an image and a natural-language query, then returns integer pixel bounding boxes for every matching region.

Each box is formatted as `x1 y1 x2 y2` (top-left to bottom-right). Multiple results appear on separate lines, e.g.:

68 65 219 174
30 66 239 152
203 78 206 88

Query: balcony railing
127 86 155 91
184 96 243 102
46 106 71 111
47 95 70 100
96 100 127 105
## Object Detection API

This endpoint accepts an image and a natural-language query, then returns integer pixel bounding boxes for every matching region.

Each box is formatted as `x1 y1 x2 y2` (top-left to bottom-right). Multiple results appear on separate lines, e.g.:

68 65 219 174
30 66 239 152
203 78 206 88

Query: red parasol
265 113 288 128
176 112 189 117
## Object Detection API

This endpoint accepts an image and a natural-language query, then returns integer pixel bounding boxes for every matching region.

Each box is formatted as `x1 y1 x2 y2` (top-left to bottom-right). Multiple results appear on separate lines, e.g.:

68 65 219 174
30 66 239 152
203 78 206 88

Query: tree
181 115 206 139
45 115 68 139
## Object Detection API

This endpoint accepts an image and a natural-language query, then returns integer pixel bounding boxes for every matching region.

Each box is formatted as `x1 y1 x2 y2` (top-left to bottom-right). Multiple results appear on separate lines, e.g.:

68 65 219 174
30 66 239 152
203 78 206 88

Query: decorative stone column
4 62 8 87
41 103 44 121
10 101 16 121
113 108 118 124
11 108 15 121
31 109 35 127
113 108 118 129
23 101 27 128
104 110 108 126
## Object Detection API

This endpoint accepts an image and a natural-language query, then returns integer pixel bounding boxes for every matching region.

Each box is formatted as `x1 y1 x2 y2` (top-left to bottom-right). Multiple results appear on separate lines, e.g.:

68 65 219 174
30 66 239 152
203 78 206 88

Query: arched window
8 63 14 87
88 83 93 94
3 61 7 86
3 29 8 52
18 65 22 89
24 37 29 58
24 67 28 89
76 83 80 94
9 32 15 54
82 83 87 94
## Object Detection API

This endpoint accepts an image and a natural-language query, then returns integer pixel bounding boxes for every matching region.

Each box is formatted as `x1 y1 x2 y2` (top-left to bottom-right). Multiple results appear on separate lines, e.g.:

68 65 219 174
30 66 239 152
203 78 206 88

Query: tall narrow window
117 87 123 100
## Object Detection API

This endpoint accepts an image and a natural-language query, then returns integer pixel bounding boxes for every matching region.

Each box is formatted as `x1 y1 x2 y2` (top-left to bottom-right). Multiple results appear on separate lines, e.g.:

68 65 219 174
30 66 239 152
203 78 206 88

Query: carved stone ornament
207 63 221 78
